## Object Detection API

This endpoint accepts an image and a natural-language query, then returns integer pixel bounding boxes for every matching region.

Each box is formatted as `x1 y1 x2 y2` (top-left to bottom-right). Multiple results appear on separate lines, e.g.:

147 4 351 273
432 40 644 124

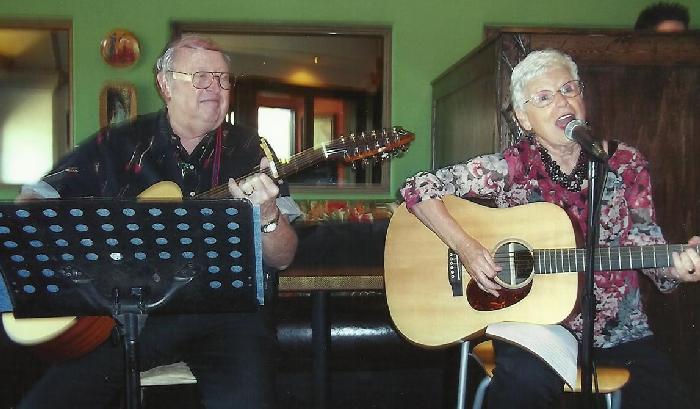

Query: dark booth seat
284 219 388 276
278 218 401 367
274 219 455 409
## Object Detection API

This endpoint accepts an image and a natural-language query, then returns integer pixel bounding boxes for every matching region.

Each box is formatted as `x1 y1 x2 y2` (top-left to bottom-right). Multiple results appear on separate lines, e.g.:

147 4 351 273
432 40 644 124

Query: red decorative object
296 200 396 223
100 29 140 67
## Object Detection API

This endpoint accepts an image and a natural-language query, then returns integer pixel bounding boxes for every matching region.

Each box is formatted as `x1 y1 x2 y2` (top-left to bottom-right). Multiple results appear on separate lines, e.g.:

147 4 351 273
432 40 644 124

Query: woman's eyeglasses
524 80 584 108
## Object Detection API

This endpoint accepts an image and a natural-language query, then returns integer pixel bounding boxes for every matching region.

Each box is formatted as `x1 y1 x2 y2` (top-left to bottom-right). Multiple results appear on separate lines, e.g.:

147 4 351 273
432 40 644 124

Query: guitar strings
198 149 329 199
197 129 405 199
488 244 696 274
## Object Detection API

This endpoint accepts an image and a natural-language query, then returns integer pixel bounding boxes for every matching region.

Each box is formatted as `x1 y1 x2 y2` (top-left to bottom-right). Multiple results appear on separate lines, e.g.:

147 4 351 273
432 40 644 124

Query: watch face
262 222 277 233
261 209 281 233
262 221 278 233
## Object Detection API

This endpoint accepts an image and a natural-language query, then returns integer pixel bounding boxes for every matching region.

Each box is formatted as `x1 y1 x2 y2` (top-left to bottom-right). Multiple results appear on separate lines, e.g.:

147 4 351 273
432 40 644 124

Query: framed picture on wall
99 82 137 128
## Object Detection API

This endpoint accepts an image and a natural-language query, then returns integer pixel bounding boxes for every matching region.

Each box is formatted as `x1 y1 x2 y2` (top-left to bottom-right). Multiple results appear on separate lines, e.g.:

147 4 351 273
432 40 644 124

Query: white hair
510 49 579 110
155 35 231 90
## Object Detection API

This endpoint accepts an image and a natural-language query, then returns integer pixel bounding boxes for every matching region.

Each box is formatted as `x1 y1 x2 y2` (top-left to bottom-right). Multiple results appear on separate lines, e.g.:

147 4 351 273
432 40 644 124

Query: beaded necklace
537 144 588 192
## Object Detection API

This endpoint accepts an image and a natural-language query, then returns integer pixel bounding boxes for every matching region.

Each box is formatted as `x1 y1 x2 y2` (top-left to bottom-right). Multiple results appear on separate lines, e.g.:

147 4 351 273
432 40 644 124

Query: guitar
2 126 415 360
383 195 697 348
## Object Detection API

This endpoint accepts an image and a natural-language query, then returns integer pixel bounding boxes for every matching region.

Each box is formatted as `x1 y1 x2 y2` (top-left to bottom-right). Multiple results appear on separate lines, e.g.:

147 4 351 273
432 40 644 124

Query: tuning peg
382 129 391 145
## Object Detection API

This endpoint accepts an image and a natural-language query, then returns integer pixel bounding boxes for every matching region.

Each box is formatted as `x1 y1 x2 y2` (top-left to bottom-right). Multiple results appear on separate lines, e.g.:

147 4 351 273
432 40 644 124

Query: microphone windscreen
564 119 587 141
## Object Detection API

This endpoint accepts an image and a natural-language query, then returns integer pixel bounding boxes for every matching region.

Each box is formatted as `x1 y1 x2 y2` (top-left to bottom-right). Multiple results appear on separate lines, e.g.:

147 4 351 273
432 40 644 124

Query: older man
17 35 298 409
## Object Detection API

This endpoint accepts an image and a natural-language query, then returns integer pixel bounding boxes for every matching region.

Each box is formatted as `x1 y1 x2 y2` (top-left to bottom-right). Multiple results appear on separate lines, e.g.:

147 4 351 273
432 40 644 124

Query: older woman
401 49 699 409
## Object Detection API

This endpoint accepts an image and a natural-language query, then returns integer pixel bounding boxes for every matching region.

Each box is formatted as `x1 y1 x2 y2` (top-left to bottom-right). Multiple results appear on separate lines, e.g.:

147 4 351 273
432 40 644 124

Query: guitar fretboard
195 128 413 200
195 146 328 200
533 244 698 273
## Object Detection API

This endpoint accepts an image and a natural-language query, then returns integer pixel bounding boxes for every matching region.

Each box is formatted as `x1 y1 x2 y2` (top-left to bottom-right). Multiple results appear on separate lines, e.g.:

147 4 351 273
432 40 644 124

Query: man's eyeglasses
168 71 234 90
524 80 584 108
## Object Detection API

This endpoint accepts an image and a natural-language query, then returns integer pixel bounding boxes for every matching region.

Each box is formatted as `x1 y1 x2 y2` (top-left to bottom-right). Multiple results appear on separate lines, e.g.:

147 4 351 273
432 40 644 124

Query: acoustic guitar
383 195 696 348
2 127 415 361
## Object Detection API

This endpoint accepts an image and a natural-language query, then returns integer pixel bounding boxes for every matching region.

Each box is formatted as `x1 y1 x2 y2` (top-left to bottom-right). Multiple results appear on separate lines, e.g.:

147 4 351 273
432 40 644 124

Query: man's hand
227 157 279 222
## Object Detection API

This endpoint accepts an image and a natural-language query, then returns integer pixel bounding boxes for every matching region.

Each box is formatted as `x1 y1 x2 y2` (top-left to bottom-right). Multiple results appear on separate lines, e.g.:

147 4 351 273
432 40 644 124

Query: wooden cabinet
432 27 700 400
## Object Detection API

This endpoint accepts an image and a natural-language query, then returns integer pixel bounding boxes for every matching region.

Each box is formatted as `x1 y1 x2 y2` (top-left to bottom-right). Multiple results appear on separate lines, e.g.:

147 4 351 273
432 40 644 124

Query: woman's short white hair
510 49 579 110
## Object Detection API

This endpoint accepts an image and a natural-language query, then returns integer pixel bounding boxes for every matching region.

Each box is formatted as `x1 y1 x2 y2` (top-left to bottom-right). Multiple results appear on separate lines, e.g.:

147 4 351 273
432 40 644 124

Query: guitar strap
211 125 223 187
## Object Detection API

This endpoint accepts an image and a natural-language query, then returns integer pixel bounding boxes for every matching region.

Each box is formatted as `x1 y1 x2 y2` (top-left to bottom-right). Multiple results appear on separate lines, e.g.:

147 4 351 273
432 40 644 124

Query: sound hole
465 240 535 311
493 241 534 289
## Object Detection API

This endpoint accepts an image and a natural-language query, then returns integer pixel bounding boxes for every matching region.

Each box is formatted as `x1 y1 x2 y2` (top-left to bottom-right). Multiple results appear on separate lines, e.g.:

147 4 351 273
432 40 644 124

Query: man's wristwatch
261 208 281 233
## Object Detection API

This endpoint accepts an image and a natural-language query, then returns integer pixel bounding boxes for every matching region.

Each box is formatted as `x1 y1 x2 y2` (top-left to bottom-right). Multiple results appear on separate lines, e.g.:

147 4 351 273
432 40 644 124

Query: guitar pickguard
466 279 532 311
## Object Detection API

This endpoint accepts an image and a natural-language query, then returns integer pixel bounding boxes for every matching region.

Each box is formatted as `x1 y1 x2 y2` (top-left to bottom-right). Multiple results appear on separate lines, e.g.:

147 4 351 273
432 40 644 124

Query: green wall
2 0 696 200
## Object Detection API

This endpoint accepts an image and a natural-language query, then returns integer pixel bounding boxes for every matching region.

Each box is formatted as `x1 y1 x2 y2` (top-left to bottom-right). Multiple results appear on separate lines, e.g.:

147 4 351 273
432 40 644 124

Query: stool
470 340 629 409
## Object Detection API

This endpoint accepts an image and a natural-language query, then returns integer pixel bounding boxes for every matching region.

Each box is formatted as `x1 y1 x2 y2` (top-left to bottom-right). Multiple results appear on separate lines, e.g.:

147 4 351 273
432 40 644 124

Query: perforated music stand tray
0 198 264 408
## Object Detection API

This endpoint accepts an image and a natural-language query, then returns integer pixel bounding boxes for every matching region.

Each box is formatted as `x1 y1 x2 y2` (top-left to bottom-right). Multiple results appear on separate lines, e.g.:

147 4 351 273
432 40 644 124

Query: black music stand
0 198 265 409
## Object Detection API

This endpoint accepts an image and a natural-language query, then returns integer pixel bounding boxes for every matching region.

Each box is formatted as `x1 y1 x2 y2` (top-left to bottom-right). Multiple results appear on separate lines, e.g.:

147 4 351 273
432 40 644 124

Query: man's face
164 47 230 133
655 20 686 32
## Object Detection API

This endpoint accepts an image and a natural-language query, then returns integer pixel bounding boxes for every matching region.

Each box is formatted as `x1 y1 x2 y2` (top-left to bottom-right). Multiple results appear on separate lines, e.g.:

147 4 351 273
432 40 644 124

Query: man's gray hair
510 49 579 111
155 34 231 77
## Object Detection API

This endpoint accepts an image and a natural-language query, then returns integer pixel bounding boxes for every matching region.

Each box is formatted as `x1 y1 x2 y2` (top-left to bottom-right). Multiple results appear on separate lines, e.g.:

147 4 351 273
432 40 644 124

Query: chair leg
456 341 471 409
471 377 491 409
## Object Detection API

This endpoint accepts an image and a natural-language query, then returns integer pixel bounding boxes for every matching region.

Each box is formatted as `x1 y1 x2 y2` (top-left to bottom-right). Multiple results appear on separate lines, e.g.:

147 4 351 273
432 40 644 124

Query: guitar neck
194 127 414 200
194 147 325 200
534 244 699 273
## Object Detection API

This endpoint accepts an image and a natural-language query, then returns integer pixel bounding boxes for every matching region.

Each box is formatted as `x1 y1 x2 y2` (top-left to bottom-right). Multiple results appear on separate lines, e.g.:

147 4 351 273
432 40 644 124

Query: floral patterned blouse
400 137 678 348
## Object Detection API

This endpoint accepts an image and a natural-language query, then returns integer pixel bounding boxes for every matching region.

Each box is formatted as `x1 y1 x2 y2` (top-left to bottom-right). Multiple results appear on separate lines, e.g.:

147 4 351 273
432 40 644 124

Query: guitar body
1 181 184 360
384 196 579 347
1 314 116 361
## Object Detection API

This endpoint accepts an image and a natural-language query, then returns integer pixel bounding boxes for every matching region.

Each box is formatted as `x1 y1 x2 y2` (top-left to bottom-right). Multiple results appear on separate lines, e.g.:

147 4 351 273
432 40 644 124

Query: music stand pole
112 287 149 409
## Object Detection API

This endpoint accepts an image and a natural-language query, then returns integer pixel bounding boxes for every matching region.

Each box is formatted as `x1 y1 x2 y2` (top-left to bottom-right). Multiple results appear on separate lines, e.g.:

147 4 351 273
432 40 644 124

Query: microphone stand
581 155 607 409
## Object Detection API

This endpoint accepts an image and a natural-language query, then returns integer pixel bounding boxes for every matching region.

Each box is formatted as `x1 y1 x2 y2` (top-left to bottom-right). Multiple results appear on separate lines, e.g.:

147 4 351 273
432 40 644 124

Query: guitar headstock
325 126 415 163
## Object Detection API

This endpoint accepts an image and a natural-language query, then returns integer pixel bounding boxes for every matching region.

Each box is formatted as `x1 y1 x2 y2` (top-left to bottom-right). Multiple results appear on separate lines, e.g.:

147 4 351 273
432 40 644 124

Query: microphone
564 119 609 162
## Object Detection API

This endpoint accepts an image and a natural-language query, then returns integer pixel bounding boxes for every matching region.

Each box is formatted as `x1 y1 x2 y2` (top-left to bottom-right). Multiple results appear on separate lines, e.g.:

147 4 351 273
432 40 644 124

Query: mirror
0 21 71 188
172 23 391 194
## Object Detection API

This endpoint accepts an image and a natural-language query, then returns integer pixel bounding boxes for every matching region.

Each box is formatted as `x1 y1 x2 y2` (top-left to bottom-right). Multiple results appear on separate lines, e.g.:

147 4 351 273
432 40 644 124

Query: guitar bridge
447 249 463 296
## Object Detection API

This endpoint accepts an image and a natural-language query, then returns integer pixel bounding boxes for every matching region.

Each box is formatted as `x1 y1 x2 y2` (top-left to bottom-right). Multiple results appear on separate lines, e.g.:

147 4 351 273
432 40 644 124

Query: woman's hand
412 198 502 297
454 237 502 297
668 236 700 282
